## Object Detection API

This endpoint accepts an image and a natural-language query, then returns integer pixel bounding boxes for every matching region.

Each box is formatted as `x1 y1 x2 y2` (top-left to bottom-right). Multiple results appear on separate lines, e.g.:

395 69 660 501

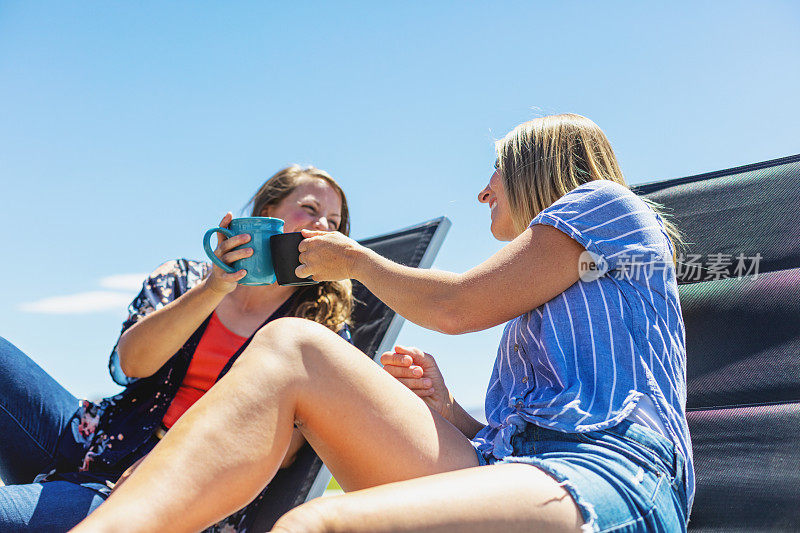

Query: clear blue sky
2 1 798 412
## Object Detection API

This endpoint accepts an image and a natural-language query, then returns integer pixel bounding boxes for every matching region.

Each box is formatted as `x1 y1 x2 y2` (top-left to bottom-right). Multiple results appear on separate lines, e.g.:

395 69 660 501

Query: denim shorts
474 419 688 533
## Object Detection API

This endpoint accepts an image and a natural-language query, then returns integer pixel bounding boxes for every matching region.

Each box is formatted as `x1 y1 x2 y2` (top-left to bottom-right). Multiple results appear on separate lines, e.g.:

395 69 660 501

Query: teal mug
202 217 285 285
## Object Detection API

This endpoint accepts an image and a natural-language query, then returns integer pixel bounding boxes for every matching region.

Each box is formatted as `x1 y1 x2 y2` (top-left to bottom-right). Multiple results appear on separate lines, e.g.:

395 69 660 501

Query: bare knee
252 317 331 350
235 318 339 375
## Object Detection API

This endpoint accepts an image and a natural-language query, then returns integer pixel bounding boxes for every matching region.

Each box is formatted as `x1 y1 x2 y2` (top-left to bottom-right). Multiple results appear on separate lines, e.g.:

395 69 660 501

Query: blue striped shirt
471 179 695 509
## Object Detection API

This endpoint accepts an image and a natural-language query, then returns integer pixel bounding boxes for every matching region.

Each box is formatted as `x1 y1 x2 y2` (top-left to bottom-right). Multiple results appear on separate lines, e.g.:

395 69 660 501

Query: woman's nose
314 217 329 230
478 184 491 204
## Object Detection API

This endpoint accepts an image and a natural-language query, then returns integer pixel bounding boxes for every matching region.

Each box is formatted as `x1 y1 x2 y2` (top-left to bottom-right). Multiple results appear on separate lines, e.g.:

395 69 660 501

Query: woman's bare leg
273 463 585 533
71 318 482 532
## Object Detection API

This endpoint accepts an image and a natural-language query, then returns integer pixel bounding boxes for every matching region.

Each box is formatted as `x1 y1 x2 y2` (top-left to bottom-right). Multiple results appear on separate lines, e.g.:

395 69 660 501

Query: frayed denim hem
497 455 599 533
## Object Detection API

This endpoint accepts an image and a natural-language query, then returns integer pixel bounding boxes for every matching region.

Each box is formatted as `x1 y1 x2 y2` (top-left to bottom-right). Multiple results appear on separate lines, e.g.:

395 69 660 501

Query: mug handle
203 227 236 273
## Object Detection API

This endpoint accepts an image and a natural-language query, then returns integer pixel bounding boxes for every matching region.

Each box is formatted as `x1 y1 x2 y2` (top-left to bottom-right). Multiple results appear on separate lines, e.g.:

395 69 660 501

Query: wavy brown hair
247 165 353 331
495 114 683 264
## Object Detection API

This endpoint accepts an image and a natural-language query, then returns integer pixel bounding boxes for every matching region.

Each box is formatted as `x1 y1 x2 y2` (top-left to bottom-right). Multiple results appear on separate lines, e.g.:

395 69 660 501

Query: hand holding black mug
270 232 318 286
295 229 363 281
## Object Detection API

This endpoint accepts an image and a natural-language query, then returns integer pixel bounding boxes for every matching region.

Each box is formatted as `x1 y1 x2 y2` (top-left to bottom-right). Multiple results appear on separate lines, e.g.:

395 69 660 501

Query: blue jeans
476 419 688 533
0 336 107 531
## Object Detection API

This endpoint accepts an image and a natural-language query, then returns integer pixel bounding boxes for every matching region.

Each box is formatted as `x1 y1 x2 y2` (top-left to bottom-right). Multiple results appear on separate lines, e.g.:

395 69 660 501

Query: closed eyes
301 203 340 230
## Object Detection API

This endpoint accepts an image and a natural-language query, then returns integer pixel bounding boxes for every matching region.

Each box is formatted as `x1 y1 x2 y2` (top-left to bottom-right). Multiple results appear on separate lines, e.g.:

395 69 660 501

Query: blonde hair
495 114 683 263
247 165 353 331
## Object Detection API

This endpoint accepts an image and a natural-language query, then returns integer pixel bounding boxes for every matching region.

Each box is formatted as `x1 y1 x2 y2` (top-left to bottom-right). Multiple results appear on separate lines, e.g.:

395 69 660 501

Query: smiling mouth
489 199 497 210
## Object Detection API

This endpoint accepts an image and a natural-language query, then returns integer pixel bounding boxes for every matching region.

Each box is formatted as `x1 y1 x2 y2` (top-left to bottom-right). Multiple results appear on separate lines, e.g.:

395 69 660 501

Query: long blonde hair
495 114 683 263
247 165 353 331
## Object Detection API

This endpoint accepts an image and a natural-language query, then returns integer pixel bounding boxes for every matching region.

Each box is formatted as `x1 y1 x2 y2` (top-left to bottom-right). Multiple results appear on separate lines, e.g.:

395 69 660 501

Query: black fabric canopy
633 154 800 532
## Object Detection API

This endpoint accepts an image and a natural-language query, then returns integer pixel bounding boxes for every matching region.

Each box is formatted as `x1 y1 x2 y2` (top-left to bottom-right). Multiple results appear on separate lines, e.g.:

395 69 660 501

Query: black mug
270 232 319 286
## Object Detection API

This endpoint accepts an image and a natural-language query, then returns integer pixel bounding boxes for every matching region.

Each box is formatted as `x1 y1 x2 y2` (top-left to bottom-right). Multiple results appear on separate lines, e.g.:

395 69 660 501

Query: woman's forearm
351 247 469 334
116 279 226 378
448 397 486 440
299 230 497 334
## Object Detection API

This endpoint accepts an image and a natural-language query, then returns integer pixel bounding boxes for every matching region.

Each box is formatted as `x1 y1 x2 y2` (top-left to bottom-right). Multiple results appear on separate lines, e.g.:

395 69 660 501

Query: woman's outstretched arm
296 224 584 335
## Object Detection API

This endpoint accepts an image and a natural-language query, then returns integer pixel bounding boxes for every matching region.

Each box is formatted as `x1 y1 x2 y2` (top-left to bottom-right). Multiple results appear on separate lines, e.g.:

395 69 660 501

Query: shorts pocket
613 432 678 481
575 430 675 485
598 473 685 533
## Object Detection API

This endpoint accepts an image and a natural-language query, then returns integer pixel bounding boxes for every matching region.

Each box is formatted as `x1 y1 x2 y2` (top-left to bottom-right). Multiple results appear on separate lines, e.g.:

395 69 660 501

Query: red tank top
162 311 248 428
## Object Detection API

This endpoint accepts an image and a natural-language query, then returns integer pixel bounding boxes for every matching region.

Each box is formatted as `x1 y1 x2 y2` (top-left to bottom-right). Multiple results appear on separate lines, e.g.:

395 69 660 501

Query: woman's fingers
204 214 247 294
296 236 327 278
300 228 328 239
379 351 413 367
217 269 247 282
394 345 430 365
217 233 251 254
295 249 313 278
218 212 233 228
220 247 253 264
382 364 424 380
394 377 434 392
394 345 424 357
210 231 252 269
211 214 249 261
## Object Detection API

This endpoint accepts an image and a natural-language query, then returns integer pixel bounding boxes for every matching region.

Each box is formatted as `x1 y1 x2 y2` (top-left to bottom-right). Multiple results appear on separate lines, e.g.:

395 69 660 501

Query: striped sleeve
530 180 669 273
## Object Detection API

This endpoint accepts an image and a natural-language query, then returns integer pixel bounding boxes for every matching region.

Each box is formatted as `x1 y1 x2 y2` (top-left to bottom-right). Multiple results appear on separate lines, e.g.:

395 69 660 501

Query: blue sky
2 1 798 412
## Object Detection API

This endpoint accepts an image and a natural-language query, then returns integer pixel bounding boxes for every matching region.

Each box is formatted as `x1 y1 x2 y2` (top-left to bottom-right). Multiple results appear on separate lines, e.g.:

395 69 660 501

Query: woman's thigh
0 481 106 532
242 318 482 491
273 463 584 533
0 337 79 484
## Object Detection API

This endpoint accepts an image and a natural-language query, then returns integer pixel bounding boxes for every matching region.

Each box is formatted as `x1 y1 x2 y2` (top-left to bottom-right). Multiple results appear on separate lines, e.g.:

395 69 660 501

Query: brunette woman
0 165 352 531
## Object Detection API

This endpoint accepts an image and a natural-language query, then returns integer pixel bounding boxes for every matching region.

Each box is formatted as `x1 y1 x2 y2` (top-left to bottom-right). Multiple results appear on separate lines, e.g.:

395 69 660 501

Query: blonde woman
0 165 352 530
74 115 693 533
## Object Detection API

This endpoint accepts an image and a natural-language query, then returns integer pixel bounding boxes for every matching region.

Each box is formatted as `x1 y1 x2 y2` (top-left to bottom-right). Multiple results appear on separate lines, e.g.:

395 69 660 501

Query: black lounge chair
222 216 451 532
632 154 800 532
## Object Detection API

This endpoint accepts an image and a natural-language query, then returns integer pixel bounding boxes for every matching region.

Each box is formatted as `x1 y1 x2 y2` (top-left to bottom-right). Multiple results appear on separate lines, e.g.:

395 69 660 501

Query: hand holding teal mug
203 217 285 285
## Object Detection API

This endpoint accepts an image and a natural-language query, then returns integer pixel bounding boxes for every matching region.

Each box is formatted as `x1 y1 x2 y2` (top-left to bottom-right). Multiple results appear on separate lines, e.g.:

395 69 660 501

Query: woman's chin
489 223 514 242
489 225 504 241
